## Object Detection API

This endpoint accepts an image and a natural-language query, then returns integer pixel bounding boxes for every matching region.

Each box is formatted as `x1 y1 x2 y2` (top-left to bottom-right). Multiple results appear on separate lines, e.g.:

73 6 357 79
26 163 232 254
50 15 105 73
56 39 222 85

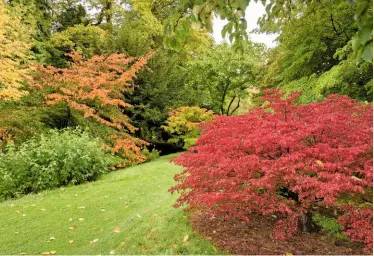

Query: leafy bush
141 148 160 162
170 89 372 253
162 106 215 149
0 128 112 200
312 213 347 240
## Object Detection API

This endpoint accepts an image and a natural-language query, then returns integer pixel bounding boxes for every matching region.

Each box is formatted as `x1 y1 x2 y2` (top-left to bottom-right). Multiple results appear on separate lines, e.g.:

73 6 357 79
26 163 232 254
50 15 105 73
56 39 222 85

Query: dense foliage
0 1 32 100
0 128 111 200
165 0 372 63
260 0 373 103
170 89 372 253
33 51 154 165
186 43 263 115
162 106 215 148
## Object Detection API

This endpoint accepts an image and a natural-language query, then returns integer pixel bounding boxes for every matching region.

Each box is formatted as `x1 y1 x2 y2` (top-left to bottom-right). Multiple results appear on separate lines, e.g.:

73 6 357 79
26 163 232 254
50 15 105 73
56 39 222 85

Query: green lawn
0 154 218 255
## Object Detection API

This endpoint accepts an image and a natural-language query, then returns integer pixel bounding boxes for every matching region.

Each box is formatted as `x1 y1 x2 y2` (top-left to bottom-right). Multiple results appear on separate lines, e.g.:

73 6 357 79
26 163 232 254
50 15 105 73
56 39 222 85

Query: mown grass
0 154 218 255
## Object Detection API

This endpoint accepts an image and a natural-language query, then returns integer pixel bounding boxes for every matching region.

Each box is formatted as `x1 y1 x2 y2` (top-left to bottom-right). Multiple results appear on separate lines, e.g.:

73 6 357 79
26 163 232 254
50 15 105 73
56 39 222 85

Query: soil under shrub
191 211 365 255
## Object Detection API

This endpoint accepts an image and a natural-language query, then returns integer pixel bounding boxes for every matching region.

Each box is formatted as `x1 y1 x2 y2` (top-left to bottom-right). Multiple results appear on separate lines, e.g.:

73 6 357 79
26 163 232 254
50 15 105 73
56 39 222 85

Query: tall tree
0 0 33 100
260 0 372 103
164 0 372 62
185 42 263 115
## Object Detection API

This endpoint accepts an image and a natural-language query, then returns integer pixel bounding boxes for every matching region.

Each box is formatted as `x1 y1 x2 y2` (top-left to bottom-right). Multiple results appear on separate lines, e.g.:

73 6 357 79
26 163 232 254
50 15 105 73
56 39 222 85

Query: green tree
260 0 372 103
54 0 88 32
185 42 263 115
165 0 372 62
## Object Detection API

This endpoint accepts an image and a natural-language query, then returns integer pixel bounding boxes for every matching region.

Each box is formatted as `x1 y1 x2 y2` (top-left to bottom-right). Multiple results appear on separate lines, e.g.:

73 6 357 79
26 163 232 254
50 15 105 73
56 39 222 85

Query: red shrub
170 89 372 252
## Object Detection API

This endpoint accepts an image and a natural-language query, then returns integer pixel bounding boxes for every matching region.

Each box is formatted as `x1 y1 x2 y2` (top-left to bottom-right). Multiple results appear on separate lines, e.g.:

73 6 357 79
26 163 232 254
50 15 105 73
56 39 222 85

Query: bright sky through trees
212 1 278 47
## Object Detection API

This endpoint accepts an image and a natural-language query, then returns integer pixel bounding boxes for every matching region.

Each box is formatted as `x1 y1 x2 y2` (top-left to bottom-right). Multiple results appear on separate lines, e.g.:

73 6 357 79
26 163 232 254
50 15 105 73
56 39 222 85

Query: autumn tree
162 106 215 148
0 0 33 101
33 51 154 165
170 89 373 253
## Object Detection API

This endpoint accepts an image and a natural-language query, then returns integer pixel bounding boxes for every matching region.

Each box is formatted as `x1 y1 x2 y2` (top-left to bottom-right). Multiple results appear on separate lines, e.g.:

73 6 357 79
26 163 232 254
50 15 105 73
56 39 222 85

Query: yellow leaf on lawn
121 242 126 247
68 240 74 244
40 208 46 212
113 227 121 233
78 218 84 222
50 251 56 255
183 235 189 243
41 252 50 255
151 228 156 232
15 210 21 214
68 226 76 230
285 252 293 256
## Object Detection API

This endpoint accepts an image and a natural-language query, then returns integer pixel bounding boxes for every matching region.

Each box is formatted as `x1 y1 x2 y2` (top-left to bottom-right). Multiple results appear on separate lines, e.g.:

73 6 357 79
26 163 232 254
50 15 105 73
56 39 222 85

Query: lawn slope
0 154 217 255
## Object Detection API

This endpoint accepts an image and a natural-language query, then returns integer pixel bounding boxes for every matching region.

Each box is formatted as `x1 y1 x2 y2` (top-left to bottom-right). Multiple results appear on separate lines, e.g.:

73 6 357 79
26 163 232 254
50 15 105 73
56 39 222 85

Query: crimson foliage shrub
170 89 373 253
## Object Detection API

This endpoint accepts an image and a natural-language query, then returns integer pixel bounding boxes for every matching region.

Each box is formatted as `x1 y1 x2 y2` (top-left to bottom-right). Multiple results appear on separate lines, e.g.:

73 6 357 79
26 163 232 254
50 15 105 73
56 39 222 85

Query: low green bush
141 148 160 162
312 213 348 240
0 127 112 200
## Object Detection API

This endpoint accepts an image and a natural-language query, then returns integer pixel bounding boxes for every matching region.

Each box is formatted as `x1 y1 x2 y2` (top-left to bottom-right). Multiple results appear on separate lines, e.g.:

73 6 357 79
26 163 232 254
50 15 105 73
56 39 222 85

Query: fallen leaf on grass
68 240 74 244
120 242 126 247
50 236 55 241
40 208 46 212
141 246 147 252
68 226 76 230
78 218 84 222
41 251 56 255
15 210 21 214
109 250 115 255
89 238 99 245
151 228 157 232
113 227 120 233
183 235 189 243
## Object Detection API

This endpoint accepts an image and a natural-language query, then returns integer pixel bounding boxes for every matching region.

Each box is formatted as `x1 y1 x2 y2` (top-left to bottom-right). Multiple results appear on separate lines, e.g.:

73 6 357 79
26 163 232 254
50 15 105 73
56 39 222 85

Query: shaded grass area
0 154 217 255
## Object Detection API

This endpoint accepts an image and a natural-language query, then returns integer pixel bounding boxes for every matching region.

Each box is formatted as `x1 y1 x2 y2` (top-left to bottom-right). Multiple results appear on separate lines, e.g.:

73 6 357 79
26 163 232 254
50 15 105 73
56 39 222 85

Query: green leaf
361 42 373 63
358 27 372 45
351 36 360 51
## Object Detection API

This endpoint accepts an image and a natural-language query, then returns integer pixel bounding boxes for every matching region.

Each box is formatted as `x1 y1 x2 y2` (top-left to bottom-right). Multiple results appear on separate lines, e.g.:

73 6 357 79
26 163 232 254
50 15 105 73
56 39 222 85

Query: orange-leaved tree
33 51 154 165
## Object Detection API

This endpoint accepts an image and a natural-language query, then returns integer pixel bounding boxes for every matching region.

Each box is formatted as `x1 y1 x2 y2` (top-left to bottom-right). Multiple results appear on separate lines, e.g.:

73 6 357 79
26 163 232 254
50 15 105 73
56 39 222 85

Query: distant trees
186 42 263 115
